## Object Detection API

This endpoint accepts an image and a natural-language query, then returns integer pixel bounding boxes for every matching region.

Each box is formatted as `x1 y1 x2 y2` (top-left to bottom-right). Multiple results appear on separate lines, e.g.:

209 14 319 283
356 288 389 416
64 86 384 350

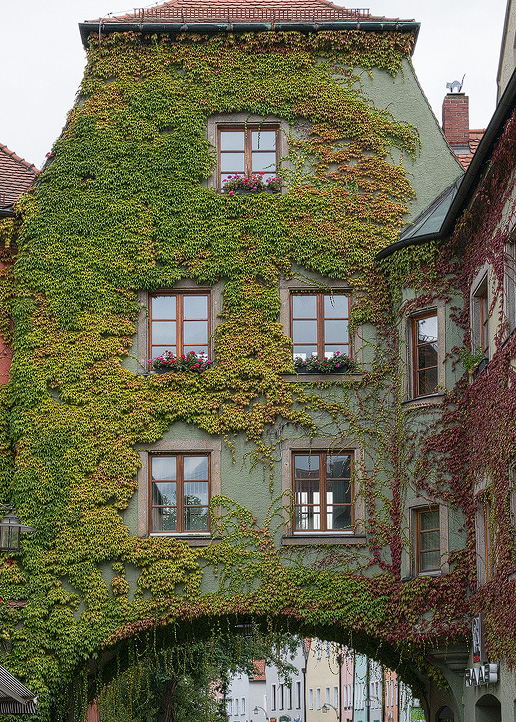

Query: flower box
149 350 213 373
293 353 356 374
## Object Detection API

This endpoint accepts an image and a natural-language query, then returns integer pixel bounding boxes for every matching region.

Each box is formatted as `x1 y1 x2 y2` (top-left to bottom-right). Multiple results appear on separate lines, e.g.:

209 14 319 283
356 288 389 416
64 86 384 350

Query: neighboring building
497 0 516 99
266 643 306 722
0 144 38 384
305 639 340 722
0 143 38 220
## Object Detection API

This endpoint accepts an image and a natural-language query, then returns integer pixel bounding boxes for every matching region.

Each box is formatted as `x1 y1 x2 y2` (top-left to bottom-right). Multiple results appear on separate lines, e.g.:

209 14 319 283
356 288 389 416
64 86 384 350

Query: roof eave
79 19 420 48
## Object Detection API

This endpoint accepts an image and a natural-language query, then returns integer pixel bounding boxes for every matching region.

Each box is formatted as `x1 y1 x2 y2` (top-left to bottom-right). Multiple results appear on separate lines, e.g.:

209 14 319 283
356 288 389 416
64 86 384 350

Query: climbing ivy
0 26 474 719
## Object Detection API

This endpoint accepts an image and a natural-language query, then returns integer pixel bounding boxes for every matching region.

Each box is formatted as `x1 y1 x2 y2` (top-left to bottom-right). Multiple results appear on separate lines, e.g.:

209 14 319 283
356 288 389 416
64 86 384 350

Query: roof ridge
0 144 39 176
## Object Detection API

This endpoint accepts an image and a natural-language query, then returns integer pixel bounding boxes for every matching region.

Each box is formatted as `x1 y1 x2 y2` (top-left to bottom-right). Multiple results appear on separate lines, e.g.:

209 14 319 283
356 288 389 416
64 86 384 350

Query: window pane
326 479 351 504
327 455 351 478
295 506 320 530
183 320 208 346
420 549 440 571
418 343 438 369
152 345 177 357
293 320 318 344
295 479 321 502
185 506 209 531
220 152 245 172
417 367 438 395
324 344 348 357
152 456 177 480
152 321 176 345
252 151 276 172
252 131 276 150
183 456 209 480
292 295 317 318
152 506 177 531
294 455 320 477
328 503 352 528
152 481 176 506
324 319 348 344
220 131 245 150
293 346 318 359
183 295 208 319
152 295 176 320
420 510 439 531
324 295 348 318
184 481 209 506
421 529 440 550
417 316 437 343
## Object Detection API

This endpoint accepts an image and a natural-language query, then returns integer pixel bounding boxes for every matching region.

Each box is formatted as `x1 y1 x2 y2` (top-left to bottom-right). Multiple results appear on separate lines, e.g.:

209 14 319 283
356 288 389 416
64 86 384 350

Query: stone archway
475 694 501 722
437 705 454 722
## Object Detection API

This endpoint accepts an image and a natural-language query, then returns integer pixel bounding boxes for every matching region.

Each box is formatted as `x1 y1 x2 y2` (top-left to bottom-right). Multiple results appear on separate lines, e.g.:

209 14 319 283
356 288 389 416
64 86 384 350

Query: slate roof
87 0 410 25
0 144 38 214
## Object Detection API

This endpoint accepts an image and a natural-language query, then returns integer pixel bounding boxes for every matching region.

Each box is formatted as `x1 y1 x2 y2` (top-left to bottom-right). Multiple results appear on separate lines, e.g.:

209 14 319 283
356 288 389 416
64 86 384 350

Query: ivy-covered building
2 0 507 719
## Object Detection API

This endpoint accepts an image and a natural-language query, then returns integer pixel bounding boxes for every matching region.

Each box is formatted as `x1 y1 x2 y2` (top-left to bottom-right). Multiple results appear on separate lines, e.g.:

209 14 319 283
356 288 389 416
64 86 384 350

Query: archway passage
475 694 501 722
64 612 462 722
437 705 454 721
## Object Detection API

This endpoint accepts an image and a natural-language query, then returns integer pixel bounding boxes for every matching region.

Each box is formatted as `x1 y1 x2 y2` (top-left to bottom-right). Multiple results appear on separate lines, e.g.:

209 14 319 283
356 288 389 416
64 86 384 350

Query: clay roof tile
0 144 38 210
88 0 409 24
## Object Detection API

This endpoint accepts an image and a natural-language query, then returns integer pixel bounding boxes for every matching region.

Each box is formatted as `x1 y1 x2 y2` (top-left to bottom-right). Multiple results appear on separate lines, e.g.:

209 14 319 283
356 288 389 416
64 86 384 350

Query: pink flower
195 363 200 367
229 191 234 195
181 354 186 360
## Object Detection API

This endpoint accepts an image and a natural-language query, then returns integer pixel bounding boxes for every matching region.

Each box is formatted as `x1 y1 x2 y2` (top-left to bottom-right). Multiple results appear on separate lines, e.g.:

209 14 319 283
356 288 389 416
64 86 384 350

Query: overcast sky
0 0 508 169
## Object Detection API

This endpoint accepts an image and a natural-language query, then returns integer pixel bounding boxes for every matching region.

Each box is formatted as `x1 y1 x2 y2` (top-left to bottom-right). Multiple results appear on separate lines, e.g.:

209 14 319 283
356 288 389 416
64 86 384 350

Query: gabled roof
80 1 419 46
0 144 38 216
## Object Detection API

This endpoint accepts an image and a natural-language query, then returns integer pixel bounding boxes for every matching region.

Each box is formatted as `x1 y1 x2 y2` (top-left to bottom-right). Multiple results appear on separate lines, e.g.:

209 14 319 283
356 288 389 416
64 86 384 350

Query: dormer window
218 126 279 188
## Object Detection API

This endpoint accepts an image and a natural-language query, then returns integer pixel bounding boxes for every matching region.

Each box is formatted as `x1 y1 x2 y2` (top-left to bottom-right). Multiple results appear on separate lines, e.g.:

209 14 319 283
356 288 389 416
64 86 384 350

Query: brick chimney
442 93 470 154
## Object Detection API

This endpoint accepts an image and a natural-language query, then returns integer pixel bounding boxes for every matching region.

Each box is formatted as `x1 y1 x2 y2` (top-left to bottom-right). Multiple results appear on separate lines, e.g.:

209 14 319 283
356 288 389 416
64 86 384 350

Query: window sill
281 373 364 383
149 533 218 547
282 534 366 546
401 392 446 408
417 570 443 578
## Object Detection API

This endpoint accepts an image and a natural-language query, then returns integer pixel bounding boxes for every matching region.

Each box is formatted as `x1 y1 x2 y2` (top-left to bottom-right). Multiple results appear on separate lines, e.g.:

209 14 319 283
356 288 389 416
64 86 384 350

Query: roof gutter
79 20 419 48
376 63 516 261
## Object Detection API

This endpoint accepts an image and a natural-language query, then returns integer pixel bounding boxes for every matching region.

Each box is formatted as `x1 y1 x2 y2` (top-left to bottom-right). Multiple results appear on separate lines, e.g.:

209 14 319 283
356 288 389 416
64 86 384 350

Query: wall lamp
253 705 269 720
0 506 34 553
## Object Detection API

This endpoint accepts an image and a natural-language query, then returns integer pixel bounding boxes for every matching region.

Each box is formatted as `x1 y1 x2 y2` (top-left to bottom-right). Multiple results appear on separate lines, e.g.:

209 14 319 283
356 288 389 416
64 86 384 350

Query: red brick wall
442 93 470 147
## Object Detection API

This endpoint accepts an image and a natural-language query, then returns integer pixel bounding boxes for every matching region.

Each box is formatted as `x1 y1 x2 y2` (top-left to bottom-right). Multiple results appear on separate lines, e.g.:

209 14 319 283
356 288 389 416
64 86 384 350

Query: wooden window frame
149 292 210 359
149 453 211 535
412 312 438 398
480 288 489 357
416 507 440 574
290 292 351 359
292 451 353 533
217 125 280 189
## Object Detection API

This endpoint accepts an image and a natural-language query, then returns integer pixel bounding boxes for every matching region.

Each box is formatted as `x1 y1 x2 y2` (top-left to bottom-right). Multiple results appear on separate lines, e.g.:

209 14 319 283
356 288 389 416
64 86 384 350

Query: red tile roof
90 0 409 24
0 144 38 211
455 129 485 171
252 660 266 681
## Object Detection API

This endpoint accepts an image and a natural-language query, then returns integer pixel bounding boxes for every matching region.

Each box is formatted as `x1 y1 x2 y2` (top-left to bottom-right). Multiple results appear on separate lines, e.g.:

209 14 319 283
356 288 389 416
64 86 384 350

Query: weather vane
446 75 465 93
